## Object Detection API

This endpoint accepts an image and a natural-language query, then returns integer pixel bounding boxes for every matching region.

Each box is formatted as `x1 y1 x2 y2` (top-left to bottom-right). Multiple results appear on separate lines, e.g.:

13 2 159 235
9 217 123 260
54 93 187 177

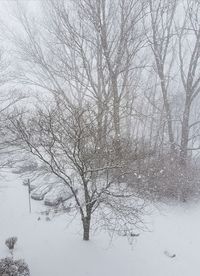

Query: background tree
145 0 178 154
177 0 200 166
9 0 147 154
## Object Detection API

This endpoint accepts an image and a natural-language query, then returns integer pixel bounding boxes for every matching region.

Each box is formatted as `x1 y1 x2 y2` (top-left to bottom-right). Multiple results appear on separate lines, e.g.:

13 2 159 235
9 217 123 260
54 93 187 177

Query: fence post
28 179 32 213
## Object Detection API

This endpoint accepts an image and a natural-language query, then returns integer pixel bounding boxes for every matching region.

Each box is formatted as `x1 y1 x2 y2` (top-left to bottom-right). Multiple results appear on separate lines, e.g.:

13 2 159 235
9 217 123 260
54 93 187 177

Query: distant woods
4 0 200 167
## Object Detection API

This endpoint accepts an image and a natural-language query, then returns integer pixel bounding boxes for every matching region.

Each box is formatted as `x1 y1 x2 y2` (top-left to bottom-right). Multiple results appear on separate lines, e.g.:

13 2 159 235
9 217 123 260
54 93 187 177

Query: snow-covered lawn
0 172 199 276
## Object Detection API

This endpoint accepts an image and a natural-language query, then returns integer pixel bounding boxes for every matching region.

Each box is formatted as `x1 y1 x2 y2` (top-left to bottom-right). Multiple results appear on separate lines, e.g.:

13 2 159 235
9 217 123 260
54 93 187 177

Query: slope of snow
0 171 199 276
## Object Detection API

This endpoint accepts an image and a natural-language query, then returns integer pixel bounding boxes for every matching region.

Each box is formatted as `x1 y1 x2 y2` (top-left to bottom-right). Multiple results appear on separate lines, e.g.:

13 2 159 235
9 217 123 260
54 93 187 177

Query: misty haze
0 0 199 275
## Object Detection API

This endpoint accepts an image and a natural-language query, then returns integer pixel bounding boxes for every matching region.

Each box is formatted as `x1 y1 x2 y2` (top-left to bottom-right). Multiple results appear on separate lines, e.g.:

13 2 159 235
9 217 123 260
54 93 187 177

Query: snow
0 171 199 276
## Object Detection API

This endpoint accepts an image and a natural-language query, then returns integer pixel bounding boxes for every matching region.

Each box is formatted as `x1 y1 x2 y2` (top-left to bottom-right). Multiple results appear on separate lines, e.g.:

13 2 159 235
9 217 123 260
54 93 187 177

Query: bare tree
0 35 25 170
9 0 147 155
89 0 146 149
178 0 200 166
145 0 178 153
8 99 146 240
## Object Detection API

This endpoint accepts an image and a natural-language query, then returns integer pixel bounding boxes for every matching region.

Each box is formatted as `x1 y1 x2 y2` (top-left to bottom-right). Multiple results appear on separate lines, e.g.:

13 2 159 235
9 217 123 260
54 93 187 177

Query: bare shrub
128 153 200 202
5 237 18 251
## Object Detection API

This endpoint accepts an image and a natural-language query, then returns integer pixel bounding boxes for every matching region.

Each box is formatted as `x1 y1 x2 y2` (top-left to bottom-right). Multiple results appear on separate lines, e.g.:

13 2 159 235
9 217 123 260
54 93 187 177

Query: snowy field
0 171 199 276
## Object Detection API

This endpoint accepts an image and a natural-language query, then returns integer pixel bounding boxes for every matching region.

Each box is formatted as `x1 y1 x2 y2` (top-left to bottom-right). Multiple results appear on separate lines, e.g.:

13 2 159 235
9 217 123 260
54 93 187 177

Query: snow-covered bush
5 237 18 250
0 257 30 276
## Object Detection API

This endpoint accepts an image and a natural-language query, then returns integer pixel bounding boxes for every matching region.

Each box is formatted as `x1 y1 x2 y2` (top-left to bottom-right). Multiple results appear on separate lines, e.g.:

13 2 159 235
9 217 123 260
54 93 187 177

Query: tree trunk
180 99 191 167
159 74 175 154
97 100 103 148
111 76 122 157
82 216 91 241
112 78 120 139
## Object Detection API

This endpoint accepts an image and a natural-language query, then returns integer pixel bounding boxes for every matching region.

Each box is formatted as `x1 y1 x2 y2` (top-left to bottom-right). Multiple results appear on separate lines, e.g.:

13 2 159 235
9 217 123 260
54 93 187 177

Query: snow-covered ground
0 171 199 276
